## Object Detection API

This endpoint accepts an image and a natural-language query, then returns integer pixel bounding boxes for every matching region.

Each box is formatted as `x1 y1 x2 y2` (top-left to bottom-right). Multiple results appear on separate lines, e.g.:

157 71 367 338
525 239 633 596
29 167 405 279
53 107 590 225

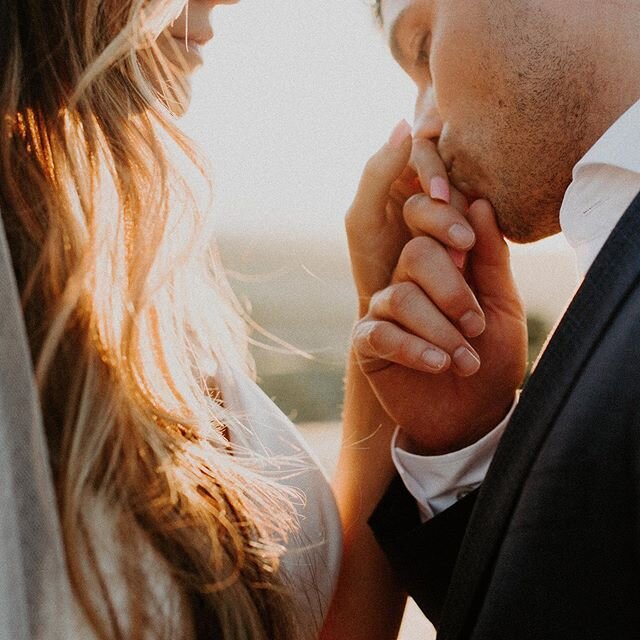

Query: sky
181 0 423 242
180 0 574 274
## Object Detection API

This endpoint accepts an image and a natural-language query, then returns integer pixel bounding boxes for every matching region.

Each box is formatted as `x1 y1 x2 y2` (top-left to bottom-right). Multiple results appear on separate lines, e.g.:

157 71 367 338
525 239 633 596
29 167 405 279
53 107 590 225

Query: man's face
381 0 597 243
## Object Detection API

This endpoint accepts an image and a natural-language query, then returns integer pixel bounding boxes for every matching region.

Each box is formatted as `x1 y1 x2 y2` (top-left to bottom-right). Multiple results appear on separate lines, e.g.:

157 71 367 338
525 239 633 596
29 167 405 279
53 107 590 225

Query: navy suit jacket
370 191 640 639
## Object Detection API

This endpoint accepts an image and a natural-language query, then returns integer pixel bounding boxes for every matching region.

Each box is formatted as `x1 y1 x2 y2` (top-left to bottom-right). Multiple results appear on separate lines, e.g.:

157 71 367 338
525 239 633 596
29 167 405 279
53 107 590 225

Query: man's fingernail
430 176 450 203
388 119 412 149
459 311 486 338
453 346 481 376
422 348 448 370
448 223 475 249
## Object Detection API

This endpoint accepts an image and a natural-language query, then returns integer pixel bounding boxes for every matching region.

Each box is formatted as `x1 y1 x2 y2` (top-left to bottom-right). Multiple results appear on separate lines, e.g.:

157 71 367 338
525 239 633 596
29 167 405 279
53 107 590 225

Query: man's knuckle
369 289 385 311
401 236 434 272
387 283 417 316
439 286 467 312
398 343 418 365
367 322 391 352
352 318 365 338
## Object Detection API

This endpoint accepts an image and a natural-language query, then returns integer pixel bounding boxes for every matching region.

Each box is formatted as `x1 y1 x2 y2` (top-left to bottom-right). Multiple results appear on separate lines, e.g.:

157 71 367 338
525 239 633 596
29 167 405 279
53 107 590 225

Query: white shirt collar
559 99 640 276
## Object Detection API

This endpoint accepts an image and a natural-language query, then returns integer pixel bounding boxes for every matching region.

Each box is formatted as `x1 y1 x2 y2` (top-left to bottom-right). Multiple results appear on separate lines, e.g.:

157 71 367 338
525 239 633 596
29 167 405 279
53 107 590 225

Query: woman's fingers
346 120 413 234
403 176 473 271
352 319 451 375
403 193 475 251
392 236 486 338
410 138 451 204
346 120 417 310
409 137 475 271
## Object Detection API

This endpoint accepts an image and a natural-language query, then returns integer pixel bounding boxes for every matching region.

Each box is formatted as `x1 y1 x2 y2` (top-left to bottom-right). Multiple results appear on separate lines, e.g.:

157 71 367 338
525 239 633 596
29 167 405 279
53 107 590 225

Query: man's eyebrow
388 8 412 66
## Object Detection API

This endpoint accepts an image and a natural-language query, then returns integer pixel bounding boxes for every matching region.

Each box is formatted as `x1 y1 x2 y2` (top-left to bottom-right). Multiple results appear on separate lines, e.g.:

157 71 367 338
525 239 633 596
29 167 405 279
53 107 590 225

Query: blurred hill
219 234 579 423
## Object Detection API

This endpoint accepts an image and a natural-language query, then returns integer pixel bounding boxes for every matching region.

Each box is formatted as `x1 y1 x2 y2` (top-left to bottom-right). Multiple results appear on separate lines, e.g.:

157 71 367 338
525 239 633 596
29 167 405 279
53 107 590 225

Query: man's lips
452 180 482 203
446 160 483 202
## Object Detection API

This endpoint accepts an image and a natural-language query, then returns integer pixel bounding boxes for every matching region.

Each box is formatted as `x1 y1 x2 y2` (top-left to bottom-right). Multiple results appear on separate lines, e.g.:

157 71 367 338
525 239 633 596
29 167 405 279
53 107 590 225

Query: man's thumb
468 199 519 301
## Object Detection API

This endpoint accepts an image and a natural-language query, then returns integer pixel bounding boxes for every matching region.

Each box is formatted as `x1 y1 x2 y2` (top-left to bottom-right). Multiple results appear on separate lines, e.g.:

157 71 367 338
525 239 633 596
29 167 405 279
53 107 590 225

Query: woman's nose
194 0 240 7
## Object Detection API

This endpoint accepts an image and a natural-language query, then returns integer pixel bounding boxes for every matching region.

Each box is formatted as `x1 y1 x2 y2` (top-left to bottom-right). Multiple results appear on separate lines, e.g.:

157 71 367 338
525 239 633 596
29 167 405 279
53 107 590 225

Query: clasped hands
346 122 528 456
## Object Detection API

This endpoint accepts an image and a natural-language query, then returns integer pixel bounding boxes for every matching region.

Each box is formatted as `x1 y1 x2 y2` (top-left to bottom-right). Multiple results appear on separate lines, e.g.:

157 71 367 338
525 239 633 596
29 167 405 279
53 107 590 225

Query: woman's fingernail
430 176 450 203
422 348 448 370
446 247 468 270
459 311 486 338
388 119 412 149
453 346 481 376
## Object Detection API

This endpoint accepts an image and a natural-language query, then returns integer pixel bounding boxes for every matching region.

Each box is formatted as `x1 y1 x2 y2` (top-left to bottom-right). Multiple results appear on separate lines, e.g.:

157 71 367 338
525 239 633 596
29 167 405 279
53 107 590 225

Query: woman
0 1 346 638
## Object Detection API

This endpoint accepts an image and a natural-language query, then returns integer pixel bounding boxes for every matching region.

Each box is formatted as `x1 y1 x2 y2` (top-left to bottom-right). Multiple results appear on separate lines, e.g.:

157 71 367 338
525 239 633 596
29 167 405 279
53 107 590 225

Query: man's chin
451 169 564 243
495 206 562 244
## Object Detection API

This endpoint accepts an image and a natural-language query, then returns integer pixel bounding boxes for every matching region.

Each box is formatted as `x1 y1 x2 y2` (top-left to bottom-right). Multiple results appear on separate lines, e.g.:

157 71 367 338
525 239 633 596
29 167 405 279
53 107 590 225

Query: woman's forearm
320 354 406 640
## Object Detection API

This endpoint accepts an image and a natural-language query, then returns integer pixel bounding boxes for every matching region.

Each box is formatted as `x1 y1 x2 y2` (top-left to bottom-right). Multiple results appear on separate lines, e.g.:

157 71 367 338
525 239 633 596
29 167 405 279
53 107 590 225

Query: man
345 0 640 638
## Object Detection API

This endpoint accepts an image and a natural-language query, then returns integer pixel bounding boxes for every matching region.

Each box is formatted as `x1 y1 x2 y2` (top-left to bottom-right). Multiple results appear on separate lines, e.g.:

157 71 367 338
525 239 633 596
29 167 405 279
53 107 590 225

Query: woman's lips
172 37 201 56
171 32 213 59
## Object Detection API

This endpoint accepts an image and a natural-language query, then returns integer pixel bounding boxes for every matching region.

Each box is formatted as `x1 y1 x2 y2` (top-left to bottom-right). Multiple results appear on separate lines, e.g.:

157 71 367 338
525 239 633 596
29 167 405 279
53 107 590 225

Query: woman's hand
346 123 528 455
346 120 474 315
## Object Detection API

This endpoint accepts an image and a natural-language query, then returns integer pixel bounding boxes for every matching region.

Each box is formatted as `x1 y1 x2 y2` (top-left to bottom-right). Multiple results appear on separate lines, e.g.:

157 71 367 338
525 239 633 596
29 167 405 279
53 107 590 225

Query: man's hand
346 124 528 455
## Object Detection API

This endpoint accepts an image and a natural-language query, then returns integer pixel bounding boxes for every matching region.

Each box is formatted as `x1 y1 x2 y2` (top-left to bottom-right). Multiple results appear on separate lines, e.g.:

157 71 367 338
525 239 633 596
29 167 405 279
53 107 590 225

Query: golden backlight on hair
0 1 303 638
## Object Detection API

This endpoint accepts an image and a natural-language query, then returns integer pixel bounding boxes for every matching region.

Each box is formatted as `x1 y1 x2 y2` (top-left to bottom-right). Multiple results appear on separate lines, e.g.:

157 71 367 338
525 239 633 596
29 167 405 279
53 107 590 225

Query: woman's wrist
335 353 397 520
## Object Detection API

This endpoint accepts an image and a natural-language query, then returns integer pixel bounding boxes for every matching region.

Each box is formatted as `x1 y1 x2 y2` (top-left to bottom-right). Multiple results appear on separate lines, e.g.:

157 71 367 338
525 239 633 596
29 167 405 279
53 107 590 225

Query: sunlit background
180 0 580 636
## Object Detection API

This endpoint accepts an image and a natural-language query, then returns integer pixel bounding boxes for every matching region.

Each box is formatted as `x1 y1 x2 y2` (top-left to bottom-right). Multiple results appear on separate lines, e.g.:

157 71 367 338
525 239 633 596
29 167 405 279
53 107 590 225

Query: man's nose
413 89 443 141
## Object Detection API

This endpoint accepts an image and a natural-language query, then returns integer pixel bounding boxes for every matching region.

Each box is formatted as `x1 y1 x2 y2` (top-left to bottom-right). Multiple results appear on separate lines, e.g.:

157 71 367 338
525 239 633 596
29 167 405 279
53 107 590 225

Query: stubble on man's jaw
469 3 598 243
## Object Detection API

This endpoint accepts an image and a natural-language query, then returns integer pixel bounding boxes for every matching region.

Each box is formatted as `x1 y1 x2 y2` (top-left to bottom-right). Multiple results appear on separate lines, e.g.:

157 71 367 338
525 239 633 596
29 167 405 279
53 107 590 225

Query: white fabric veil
0 212 77 639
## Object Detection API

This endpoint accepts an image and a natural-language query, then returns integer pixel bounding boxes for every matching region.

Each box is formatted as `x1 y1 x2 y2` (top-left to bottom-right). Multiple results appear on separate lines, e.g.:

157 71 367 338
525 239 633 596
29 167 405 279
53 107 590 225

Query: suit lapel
438 191 640 640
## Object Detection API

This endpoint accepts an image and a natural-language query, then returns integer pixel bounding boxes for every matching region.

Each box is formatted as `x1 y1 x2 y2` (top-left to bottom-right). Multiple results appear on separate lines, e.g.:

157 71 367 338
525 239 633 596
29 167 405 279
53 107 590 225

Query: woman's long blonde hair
0 1 301 638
